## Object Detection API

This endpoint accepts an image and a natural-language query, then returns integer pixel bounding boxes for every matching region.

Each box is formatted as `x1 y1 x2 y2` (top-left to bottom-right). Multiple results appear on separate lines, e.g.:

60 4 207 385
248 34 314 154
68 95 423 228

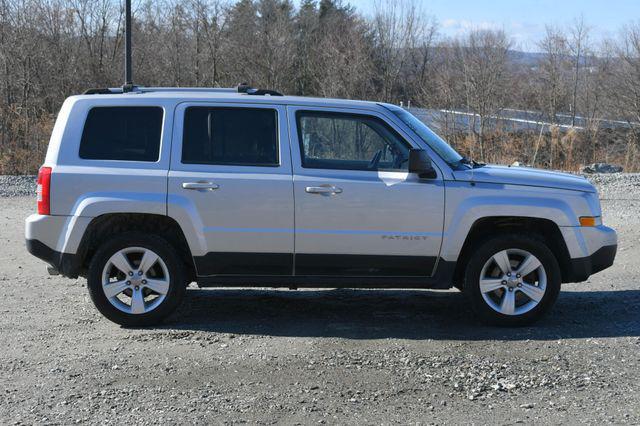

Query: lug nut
501 280 507 285
134 286 140 290
128 271 133 276
508 287 513 292
126 281 131 285
507 272 511 277
138 271 143 276
516 273 521 278
517 283 522 287
142 280 147 285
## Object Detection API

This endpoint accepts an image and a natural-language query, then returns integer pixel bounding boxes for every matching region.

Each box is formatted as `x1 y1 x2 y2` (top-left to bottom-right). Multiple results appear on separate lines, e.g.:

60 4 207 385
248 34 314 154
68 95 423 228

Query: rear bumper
26 239 82 278
565 244 617 283
25 214 92 278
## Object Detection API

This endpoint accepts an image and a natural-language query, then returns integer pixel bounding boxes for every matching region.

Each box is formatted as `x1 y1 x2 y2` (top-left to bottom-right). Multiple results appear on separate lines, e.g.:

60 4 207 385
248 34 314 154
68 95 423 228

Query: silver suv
25 86 617 326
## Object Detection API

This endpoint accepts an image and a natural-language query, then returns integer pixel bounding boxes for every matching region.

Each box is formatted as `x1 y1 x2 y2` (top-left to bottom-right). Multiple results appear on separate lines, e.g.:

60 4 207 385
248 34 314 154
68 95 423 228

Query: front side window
296 111 411 171
182 107 278 166
79 106 163 161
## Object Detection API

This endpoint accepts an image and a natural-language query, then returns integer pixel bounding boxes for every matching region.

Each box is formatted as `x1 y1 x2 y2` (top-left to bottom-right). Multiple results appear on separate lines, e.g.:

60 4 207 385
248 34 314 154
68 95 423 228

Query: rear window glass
182 107 278 166
79 107 163 161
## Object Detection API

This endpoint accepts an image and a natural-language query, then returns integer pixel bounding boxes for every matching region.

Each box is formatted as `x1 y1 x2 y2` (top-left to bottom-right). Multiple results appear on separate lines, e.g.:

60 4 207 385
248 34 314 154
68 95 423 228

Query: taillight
37 166 52 215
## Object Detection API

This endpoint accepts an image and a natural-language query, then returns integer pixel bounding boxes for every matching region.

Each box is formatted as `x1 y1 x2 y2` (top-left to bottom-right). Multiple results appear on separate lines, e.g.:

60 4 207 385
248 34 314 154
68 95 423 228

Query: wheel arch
451 216 572 287
73 213 196 281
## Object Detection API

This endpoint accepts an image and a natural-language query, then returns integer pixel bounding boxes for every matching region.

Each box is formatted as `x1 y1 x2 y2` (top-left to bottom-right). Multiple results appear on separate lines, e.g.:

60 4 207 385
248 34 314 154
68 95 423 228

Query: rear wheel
464 234 561 326
87 233 186 326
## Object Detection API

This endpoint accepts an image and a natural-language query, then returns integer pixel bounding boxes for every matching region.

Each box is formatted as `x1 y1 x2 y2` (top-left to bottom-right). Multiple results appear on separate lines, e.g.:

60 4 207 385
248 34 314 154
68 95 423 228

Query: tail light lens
37 167 52 215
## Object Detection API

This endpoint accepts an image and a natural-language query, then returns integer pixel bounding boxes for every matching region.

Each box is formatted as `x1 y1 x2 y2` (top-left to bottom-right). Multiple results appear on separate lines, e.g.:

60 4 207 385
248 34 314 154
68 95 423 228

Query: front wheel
87 233 186 327
464 234 561 326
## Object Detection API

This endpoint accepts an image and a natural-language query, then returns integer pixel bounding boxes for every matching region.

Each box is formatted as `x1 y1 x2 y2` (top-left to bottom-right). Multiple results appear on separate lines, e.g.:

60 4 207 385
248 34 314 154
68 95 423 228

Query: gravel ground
0 174 638 424
0 175 36 197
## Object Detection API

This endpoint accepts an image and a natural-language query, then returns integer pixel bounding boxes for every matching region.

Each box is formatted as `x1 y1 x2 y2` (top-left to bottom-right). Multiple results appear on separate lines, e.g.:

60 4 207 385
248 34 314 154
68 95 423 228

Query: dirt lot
0 175 639 424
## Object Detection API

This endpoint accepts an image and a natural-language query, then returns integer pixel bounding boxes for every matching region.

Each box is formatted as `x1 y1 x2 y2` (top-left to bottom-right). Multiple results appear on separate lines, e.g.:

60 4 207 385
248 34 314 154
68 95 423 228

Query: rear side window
182 107 278 166
79 107 163 161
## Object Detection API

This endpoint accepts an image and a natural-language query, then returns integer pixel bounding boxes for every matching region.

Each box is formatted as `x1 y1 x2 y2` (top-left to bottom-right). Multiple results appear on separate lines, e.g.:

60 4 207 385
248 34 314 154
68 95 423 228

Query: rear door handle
305 185 343 195
182 181 219 191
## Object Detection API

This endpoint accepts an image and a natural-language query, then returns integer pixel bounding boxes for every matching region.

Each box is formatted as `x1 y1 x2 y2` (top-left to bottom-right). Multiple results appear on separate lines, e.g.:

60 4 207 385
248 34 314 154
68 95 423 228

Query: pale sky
314 0 640 51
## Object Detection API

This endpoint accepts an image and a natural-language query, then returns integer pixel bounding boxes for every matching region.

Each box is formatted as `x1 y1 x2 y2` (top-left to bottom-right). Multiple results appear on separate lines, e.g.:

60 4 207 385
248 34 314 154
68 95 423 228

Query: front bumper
565 244 617 283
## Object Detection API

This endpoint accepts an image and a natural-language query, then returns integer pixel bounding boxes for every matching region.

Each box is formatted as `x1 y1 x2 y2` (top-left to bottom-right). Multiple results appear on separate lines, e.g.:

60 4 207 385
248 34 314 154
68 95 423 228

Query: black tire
87 233 186 327
463 233 561 326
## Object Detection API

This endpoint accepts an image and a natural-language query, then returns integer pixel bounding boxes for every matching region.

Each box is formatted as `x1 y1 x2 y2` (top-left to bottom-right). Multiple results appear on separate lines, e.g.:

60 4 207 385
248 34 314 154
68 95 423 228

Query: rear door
168 102 294 277
288 106 445 277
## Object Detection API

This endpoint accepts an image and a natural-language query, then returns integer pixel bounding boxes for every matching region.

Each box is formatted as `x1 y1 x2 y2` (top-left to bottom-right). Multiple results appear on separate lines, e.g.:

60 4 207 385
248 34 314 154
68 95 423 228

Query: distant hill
507 50 549 67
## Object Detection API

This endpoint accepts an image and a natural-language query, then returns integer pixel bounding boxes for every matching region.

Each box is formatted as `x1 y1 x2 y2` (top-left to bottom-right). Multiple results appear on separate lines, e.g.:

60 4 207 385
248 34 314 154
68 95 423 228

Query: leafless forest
0 0 639 174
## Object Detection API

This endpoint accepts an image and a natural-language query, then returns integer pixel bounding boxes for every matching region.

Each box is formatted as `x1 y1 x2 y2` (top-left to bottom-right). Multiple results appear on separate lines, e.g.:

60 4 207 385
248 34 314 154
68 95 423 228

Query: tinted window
296 111 411 171
79 107 163 161
182 107 278 166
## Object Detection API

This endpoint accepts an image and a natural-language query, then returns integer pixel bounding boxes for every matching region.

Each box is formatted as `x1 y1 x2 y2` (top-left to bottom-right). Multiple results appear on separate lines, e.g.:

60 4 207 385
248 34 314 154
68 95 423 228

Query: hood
453 165 596 193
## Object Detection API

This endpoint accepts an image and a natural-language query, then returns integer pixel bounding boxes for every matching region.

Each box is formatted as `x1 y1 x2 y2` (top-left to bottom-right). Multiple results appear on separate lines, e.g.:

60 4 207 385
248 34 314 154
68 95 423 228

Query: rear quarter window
79 106 163 162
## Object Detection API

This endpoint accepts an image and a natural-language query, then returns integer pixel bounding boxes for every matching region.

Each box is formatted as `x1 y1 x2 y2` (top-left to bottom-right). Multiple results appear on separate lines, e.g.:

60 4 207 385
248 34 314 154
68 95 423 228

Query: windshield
383 104 463 167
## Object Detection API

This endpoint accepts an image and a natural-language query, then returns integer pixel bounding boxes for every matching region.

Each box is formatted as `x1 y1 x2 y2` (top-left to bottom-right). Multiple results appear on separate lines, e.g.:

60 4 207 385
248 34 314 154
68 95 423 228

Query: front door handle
182 181 220 191
305 185 343 195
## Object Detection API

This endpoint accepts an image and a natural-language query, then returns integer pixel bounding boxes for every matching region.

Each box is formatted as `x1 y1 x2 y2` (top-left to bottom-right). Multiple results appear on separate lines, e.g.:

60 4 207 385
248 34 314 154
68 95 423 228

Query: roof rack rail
138 87 237 94
236 83 283 96
82 86 238 95
84 88 120 95
81 85 283 96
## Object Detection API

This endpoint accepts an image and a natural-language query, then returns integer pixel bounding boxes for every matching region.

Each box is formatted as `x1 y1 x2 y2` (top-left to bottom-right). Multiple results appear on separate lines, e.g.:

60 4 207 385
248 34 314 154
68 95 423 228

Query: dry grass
452 127 636 172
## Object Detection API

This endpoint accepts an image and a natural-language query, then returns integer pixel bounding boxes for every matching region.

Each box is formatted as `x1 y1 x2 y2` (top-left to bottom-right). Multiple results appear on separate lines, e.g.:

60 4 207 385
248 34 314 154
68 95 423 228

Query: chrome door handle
305 185 343 195
182 181 219 191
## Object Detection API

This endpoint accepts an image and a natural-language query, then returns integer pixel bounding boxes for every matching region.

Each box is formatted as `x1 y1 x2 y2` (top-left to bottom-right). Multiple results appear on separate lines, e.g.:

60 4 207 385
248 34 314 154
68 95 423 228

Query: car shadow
161 288 640 341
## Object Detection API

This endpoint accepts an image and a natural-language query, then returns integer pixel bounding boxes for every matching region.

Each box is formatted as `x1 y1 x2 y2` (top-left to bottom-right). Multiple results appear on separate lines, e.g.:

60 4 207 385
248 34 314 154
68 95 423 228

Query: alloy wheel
101 247 170 315
479 248 547 316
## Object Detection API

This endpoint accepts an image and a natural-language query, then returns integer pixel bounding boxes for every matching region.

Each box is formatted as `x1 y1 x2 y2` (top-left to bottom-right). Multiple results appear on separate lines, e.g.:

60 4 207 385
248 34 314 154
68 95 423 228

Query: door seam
285 105 297 276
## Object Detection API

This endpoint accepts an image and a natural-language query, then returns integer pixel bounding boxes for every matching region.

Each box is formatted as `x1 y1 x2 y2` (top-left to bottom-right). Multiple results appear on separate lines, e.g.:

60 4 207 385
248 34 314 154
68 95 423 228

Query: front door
288 106 445 277
168 102 294 276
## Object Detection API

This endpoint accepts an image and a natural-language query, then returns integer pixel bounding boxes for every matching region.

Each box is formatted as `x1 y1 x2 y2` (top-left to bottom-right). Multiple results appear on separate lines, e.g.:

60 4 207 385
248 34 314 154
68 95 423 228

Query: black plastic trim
25 239 82 278
83 88 116 95
197 259 455 289
565 244 617 283
194 252 293 276
295 253 436 276
27 240 456 289
248 89 283 96
194 252 437 278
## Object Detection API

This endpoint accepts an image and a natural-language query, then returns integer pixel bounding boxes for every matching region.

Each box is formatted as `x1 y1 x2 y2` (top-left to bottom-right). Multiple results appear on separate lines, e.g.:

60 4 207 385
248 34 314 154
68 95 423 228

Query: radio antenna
123 0 134 92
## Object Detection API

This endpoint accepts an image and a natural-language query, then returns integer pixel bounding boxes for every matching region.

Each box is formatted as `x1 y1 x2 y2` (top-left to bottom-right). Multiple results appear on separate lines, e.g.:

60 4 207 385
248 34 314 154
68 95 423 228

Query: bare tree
411 16 438 105
292 0 318 95
577 40 611 165
254 0 296 91
454 29 511 161
537 26 570 124
568 16 589 127
312 0 374 99
432 40 463 142
196 0 228 87
610 23 640 169
371 0 421 102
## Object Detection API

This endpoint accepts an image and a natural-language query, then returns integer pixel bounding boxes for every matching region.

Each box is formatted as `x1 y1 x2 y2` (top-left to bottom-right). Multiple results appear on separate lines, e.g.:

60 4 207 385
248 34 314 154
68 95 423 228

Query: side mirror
408 149 437 179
